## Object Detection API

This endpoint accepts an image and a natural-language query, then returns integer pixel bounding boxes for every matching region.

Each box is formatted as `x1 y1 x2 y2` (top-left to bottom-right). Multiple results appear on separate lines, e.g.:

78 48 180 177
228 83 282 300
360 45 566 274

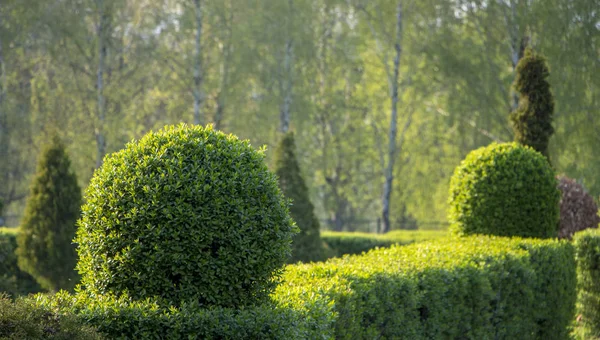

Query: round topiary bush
75 124 297 308
448 142 560 238
557 176 600 240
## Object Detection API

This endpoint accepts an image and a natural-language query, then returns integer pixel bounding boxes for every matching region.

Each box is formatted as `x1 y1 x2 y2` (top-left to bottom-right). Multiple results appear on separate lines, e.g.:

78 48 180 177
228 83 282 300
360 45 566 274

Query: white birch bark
279 38 293 133
214 4 233 130
278 0 294 134
95 0 107 169
381 2 403 233
193 0 204 126
0 15 5 146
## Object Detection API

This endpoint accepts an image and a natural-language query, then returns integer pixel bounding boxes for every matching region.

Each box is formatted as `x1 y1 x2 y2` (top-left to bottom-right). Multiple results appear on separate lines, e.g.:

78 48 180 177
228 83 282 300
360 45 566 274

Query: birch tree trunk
193 0 204 126
214 4 233 130
279 38 293 133
278 0 294 134
0 14 5 147
95 0 107 169
381 1 403 233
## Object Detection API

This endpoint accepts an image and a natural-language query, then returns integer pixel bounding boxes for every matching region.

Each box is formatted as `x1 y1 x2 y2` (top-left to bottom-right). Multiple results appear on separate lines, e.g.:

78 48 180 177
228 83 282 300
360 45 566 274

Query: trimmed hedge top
75 124 297 308
276 235 576 339
448 142 560 238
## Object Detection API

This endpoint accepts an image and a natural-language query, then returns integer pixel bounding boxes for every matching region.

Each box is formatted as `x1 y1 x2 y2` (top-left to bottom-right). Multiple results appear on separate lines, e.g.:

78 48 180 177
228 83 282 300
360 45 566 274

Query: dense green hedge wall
320 230 448 257
275 236 576 340
574 229 600 338
0 294 103 339
35 291 333 340
0 229 42 297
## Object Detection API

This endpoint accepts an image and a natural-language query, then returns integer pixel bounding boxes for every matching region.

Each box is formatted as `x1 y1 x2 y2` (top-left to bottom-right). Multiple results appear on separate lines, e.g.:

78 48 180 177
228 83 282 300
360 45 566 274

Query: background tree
16 135 81 292
509 47 555 160
274 132 323 263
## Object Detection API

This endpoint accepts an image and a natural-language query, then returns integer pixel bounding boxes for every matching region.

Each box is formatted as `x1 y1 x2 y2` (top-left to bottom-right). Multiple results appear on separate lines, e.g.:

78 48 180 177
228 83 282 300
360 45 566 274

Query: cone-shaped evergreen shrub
510 47 555 160
274 132 323 263
448 142 560 238
76 124 296 308
16 135 81 292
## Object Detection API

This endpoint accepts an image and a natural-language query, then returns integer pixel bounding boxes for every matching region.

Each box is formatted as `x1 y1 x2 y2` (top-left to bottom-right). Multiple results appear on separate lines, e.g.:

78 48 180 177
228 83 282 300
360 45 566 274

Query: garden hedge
35 291 332 340
0 294 103 339
573 229 600 338
275 235 576 339
0 228 42 297
320 230 448 257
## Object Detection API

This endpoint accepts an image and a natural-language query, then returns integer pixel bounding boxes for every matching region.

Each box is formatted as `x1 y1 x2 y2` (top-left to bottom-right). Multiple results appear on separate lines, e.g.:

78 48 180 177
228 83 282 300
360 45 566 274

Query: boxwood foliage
0 228 42 297
34 291 333 340
448 142 560 238
75 124 297 308
320 230 448 258
0 294 103 339
275 236 576 340
573 229 600 338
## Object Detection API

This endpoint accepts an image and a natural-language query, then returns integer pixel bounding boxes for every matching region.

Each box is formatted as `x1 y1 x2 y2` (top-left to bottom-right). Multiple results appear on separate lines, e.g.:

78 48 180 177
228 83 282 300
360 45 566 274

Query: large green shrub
16 135 81 292
0 294 103 339
448 142 560 238
0 229 42 296
274 132 323 263
573 229 600 339
75 124 296 308
275 236 576 339
510 47 555 160
35 291 332 339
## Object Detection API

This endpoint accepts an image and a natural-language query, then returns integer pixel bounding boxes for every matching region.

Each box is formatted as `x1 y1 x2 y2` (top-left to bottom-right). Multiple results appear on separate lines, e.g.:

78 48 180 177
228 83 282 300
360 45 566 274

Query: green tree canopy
16 135 81 292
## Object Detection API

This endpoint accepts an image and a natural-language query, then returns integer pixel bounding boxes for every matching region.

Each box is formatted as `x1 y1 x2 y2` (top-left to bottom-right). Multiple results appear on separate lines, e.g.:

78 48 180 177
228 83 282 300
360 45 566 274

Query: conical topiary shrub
274 132 323 263
510 47 555 161
16 135 81 291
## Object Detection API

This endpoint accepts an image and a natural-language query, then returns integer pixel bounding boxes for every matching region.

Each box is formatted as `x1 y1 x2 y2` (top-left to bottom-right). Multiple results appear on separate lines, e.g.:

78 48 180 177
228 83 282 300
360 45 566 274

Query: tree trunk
95 0 107 169
214 4 233 131
0 13 5 147
193 0 204 126
381 1 402 234
279 38 293 133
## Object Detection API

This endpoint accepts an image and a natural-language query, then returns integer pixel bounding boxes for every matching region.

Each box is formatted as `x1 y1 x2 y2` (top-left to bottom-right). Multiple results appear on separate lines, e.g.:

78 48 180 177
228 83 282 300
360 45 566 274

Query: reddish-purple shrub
557 176 600 239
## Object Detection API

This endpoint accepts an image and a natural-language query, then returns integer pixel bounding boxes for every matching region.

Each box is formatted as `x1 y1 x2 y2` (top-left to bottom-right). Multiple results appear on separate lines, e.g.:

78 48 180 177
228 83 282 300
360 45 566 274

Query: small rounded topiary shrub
75 124 297 308
557 176 600 239
448 142 560 238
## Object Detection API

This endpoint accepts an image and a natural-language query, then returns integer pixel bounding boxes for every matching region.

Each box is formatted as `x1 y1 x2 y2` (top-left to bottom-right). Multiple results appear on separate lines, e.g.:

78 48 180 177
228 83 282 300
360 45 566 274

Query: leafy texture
275 236 576 339
557 176 600 239
510 47 555 160
0 229 42 297
0 294 103 340
35 291 333 340
320 230 448 257
16 135 81 292
448 142 560 238
573 229 600 339
274 132 323 263
75 124 296 308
